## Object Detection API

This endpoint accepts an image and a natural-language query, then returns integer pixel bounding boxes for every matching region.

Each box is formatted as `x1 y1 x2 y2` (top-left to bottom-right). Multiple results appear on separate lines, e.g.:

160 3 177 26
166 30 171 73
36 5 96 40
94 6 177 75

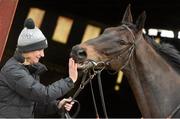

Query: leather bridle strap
64 68 98 118
97 71 108 118
90 79 100 118
122 24 180 118
65 61 108 118
89 70 109 119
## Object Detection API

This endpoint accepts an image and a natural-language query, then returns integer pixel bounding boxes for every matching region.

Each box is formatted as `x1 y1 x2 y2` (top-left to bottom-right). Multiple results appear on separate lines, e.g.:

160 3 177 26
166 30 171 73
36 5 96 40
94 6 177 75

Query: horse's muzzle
70 45 87 63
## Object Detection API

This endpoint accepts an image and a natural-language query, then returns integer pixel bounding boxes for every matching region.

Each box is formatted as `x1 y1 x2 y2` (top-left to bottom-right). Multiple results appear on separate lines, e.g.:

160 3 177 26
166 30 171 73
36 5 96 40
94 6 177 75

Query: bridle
64 24 180 118
120 25 180 118
64 60 107 119
115 25 180 118
105 24 137 71
64 24 138 119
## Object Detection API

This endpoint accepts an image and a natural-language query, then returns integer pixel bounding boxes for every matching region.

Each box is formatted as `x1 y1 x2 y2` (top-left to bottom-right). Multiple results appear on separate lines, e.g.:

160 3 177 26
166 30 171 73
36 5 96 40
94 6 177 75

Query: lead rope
89 71 108 119
97 71 108 118
64 61 108 119
92 62 108 118
64 69 98 118
64 70 88 119
90 79 100 118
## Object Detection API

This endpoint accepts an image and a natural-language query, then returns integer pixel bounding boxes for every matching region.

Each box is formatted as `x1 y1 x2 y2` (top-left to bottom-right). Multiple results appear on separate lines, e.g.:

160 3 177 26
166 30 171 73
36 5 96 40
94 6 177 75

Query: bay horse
70 5 180 118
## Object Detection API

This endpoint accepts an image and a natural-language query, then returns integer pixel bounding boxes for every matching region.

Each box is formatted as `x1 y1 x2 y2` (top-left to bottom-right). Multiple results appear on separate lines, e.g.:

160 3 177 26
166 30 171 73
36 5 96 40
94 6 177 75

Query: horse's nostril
77 49 87 59
70 45 87 62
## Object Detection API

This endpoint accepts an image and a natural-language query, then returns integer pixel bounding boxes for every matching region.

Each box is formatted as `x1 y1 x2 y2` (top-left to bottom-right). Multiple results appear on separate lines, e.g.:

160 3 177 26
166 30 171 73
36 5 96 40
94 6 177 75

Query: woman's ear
13 49 25 63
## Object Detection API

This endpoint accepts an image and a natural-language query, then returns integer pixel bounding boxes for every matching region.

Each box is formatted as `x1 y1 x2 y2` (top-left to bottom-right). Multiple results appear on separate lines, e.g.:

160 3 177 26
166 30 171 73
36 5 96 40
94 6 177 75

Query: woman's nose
40 49 44 57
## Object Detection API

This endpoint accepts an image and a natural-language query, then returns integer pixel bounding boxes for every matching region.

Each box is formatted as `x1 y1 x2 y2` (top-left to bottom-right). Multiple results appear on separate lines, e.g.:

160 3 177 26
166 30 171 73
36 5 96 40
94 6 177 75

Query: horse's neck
124 38 180 117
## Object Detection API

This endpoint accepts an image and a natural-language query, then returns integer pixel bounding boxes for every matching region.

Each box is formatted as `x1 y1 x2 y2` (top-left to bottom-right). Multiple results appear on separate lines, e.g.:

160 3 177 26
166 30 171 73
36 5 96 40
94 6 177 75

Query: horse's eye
119 40 126 45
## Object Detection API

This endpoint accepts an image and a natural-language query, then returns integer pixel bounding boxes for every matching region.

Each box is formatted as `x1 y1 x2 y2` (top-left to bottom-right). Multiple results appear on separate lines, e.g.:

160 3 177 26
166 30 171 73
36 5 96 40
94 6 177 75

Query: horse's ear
122 4 133 24
135 11 146 30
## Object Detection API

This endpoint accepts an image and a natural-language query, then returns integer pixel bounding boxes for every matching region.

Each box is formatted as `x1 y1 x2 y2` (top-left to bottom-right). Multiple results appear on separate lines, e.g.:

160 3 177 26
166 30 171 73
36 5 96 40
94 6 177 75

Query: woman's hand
68 58 78 83
57 98 75 112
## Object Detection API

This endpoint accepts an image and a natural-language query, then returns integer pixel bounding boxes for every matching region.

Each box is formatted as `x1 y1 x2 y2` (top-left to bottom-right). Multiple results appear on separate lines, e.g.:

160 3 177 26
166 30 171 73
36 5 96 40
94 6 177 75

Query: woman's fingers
69 58 78 83
64 99 75 111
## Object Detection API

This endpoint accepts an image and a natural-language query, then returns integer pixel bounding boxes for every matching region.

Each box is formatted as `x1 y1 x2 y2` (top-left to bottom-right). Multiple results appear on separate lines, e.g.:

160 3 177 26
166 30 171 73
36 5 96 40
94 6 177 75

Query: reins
64 61 108 119
64 24 137 119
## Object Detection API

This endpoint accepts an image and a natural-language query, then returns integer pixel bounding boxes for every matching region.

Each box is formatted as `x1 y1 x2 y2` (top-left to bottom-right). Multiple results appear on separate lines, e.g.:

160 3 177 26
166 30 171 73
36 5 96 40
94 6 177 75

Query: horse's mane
144 35 180 74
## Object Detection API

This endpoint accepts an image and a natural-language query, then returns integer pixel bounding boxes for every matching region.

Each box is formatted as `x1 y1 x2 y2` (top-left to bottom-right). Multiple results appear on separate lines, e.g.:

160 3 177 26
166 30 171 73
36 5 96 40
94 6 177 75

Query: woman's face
23 49 44 65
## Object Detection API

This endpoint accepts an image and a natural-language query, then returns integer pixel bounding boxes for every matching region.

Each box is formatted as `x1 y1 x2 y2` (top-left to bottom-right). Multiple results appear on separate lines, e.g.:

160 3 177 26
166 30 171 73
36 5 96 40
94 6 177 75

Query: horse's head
70 5 146 71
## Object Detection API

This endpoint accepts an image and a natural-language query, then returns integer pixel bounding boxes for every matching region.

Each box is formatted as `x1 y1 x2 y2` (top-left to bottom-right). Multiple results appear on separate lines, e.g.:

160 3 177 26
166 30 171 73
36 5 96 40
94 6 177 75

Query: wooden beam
0 0 19 62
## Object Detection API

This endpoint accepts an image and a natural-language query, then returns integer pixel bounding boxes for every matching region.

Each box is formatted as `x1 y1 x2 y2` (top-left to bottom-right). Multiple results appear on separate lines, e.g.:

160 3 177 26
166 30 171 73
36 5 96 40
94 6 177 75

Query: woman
0 18 78 117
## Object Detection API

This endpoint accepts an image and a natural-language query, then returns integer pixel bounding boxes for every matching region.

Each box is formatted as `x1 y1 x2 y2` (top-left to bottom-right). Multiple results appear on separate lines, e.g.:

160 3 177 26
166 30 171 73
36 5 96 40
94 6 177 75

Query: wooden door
0 0 19 62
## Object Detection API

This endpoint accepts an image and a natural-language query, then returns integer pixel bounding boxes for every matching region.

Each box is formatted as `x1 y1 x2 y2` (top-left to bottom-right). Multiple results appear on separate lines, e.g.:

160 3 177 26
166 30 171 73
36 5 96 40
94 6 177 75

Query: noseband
73 25 180 118
66 25 141 118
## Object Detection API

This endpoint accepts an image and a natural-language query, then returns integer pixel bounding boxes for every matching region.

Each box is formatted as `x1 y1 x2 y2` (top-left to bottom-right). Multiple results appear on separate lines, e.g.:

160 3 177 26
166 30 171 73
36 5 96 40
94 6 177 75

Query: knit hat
17 18 48 53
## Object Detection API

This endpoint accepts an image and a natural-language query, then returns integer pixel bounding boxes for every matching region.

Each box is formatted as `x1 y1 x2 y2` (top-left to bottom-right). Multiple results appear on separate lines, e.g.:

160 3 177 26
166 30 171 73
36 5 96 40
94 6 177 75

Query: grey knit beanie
17 18 48 53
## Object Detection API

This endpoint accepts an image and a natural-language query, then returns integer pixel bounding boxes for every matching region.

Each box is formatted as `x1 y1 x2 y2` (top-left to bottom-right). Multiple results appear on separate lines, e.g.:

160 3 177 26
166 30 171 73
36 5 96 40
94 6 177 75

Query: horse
70 4 180 118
